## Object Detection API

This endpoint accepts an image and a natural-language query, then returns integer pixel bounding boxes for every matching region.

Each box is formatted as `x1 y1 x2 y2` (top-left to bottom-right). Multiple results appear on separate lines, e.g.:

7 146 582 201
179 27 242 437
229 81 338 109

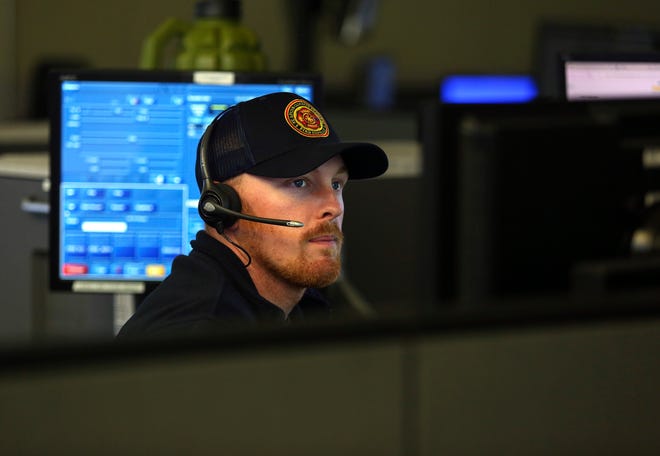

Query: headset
197 111 304 234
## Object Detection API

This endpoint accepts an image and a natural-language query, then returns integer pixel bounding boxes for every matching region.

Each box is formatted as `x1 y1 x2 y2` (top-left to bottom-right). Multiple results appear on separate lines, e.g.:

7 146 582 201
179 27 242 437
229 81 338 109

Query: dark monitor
418 99 660 306
561 53 660 100
48 69 321 293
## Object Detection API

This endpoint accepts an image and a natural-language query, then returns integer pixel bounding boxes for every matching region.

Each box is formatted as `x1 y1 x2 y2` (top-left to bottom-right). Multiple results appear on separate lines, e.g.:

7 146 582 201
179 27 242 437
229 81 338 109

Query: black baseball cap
195 91 388 190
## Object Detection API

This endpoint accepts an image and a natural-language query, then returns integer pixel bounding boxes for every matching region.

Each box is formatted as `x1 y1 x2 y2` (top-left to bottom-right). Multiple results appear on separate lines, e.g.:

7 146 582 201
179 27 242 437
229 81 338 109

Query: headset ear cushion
198 182 242 231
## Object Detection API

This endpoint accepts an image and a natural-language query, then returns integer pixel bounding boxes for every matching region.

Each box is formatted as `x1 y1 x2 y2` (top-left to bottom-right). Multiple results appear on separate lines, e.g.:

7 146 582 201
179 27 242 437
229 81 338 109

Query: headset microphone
200 199 304 228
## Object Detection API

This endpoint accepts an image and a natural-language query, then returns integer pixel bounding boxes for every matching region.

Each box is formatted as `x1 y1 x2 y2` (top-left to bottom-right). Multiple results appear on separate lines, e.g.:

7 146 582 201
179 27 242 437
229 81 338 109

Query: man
116 92 388 338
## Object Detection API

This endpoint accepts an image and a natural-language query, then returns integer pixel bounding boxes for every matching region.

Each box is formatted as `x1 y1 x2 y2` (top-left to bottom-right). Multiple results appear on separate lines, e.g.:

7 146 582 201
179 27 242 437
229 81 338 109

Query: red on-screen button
62 264 89 275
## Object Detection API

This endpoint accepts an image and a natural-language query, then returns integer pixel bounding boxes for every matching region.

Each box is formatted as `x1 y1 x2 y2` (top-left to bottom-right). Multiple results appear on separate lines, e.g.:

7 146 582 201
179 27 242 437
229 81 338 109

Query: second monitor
418 99 659 306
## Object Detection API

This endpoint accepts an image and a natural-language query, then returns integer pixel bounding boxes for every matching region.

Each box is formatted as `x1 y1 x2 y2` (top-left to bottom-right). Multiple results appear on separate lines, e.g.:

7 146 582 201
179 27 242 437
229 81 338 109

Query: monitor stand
113 294 136 335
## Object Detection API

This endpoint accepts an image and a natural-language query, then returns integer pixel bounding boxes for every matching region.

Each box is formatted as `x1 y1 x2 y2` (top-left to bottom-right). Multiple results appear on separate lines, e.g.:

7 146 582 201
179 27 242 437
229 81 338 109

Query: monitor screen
417 99 657 306
532 21 660 99
563 53 660 100
440 75 538 103
48 69 321 293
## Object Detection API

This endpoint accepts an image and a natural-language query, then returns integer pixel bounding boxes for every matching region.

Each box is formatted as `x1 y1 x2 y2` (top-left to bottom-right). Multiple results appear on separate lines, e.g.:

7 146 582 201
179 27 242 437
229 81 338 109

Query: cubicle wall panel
416 317 660 455
0 340 405 455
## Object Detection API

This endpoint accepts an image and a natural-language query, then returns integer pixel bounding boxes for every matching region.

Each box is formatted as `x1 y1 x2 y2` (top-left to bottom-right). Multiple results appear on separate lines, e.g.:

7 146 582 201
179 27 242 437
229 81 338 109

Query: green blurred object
140 0 267 71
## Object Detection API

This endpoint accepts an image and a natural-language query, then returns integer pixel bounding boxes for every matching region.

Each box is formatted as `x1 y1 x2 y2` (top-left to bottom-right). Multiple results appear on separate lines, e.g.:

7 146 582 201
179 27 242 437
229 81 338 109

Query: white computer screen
564 60 660 100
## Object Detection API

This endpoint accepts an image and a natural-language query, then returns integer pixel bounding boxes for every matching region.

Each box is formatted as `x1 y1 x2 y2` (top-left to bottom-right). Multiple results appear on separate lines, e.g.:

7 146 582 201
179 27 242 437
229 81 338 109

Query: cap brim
246 142 388 180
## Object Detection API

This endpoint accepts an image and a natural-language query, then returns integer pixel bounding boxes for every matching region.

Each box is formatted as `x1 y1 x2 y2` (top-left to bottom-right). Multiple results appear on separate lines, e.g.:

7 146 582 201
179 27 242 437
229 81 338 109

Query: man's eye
293 179 306 188
332 181 343 191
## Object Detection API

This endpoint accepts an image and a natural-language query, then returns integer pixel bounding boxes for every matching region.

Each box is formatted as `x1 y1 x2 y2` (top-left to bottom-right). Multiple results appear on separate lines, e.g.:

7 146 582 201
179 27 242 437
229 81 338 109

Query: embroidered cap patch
284 99 330 138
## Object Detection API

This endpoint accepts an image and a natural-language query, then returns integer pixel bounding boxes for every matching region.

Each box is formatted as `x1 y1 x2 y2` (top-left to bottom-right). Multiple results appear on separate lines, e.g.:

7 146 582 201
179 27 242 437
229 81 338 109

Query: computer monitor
440 74 538 103
562 53 660 100
48 69 321 293
418 99 658 306
532 21 660 99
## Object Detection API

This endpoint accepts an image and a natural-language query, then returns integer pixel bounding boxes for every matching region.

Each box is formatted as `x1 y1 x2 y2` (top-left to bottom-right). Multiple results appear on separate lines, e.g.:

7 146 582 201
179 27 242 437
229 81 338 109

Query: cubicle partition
1 297 660 455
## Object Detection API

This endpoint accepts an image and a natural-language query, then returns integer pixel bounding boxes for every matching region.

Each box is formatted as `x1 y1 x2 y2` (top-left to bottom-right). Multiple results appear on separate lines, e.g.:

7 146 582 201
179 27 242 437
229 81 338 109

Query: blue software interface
58 77 314 283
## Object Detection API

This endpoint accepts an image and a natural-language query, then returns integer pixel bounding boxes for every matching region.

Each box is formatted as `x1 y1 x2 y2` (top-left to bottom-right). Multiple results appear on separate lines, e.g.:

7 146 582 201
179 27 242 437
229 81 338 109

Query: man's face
232 155 347 290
